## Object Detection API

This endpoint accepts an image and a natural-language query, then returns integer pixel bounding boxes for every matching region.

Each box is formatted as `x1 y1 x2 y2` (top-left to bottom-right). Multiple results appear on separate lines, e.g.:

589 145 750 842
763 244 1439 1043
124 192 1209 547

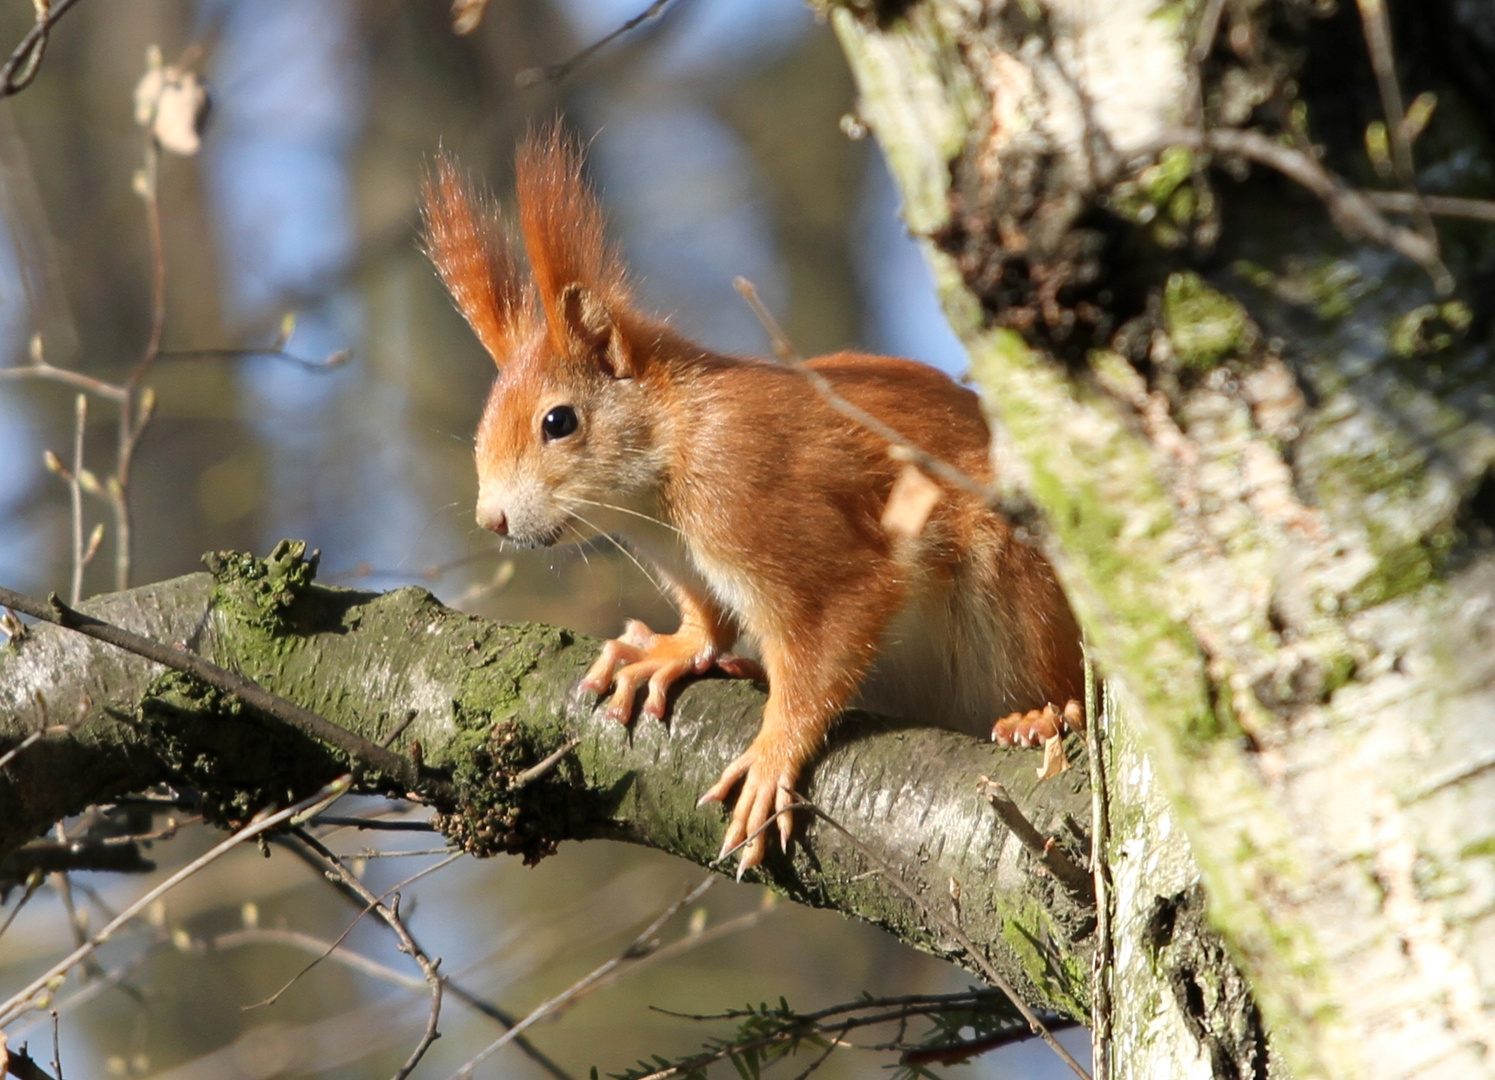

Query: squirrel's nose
477 504 508 536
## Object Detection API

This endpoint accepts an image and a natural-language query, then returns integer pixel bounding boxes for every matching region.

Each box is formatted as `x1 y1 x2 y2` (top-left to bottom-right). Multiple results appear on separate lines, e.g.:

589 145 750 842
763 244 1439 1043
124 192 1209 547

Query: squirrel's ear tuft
558 283 634 379
515 124 632 357
421 152 535 367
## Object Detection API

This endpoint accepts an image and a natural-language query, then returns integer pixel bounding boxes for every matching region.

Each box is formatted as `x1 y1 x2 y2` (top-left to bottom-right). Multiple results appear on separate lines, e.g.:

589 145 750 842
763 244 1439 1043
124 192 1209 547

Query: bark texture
828 0 1495 1077
0 544 1096 1015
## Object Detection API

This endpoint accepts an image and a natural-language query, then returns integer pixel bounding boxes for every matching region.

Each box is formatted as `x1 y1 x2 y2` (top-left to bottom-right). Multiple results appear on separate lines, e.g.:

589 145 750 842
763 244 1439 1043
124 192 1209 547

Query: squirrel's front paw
581 620 760 724
991 699 1085 747
581 619 709 723
698 741 803 876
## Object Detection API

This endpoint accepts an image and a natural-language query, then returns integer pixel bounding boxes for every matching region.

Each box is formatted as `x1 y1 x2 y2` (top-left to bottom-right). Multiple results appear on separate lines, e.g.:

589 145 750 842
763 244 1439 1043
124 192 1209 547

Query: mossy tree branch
0 546 1096 1018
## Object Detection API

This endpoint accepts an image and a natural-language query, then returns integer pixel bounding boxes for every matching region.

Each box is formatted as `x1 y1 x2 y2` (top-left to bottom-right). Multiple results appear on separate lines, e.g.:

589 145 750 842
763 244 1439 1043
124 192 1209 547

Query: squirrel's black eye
541 405 579 442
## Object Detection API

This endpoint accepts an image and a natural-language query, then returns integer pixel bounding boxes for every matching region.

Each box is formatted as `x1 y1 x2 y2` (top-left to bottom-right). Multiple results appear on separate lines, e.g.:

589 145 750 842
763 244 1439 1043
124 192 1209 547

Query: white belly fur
612 521 1033 734
856 572 1041 737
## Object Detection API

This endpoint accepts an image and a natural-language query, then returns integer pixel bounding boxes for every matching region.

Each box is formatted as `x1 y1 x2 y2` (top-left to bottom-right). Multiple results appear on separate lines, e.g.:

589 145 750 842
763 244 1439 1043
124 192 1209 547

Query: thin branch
352 847 459 858
268 834 575 1079
1189 0 1227 64
515 0 674 87
1363 191 1495 223
154 346 349 370
0 871 44 944
1354 0 1440 255
1084 651 1112 1080
979 780 1094 901
310 816 436 833
0 357 127 402
512 737 580 787
0 730 43 773
129 140 165 389
900 1019 1085 1066
0 775 352 1026
2 838 155 879
0 0 86 96
68 395 86 605
641 990 1035 1080
552 895 778 1008
1146 128 1450 291
244 850 460 1011
0 585 442 800
795 798 1092 1080
293 830 447 1080
732 278 1006 510
446 875 716 1079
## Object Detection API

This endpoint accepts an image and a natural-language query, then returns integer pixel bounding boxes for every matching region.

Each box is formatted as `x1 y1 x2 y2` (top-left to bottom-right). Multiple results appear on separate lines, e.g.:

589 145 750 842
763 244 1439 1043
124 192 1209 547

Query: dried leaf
134 47 210 155
1036 732 1070 780
451 0 492 34
881 462 942 538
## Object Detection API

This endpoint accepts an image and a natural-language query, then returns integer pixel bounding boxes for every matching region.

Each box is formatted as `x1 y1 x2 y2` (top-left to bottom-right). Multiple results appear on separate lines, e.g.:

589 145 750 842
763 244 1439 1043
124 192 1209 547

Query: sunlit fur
422 127 1084 869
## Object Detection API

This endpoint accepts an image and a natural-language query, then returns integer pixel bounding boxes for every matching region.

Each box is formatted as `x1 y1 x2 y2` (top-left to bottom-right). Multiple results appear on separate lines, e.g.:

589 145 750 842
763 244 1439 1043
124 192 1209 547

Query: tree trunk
829 0 1495 1077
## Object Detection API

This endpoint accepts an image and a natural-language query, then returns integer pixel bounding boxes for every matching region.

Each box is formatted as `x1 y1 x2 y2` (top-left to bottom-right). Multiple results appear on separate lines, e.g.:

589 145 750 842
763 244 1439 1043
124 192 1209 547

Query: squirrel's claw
991 698 1085 747
701 742 801 873
583 621 759 724
581 619 710 724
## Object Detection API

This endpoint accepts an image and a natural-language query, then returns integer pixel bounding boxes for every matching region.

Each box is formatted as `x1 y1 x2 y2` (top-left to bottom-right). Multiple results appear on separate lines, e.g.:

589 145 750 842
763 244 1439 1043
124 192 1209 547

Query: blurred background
0 1 1086 1077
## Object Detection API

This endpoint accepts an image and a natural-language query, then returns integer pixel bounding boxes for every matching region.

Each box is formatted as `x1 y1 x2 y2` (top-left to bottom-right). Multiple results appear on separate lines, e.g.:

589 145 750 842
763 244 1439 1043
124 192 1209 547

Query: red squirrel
422 128 1084 873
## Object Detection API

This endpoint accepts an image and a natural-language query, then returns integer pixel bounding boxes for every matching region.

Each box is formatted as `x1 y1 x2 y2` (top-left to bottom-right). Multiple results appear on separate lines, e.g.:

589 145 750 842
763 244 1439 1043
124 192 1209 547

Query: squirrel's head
422 127 662 548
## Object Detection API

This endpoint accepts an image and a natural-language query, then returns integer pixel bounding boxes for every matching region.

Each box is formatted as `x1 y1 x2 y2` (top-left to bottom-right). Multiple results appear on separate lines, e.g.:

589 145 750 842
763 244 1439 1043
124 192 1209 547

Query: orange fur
515 128 630 354
420 154 534 365
422 129 1085 873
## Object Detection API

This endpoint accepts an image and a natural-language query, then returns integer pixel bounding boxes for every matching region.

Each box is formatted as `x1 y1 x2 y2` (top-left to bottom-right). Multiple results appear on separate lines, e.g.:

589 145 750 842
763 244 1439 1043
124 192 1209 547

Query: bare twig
310 816 436 833
1354 0 1440 257
0 0 86 96
0 351 127 400
515 0 674 87
2 837 154 881
272 833 573 1080
0 730 43 772
108 138 166 590
1084 651 1112 1080
642 990 1039 1080
1 605 26 643
978 780 1094 901
445 875 716 1079
1146 128 1449 290
1189 0 1227 64
293 830 447 1080
794 797 1092 1080
207 920 575 1077
48 1010 61 1080
353 847 458 858
0 585 443 800
296 831 442 1071
900 1018 1085 1067
0 775 353 1026
557 894 778 1006
245 846 460 1012
732 277 1004 510
0 871 44 943
1363 191 1495 223
512 737 580 787
155 345 349 369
